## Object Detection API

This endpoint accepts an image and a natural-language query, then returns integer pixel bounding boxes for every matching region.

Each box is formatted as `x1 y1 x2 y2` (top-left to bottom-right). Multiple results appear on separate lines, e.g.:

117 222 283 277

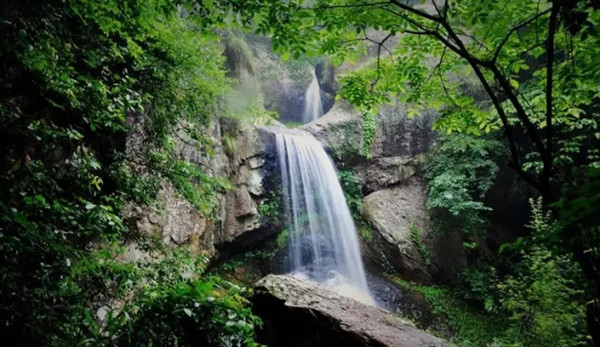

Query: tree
0 1 254 344
202 0 600 338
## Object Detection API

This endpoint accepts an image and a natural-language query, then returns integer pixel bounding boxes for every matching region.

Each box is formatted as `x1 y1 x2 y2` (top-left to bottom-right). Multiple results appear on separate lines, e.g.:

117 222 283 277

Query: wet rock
363 178 433 283
362 178 467 283
252 274 443 347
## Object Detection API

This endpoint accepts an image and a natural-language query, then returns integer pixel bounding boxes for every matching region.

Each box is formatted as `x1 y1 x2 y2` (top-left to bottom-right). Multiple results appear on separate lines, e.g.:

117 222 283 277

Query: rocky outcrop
218 123 284 250
363 178 433 282
303 100 467 283
303 100 436 166
123 111 286 261
315 58 337 112
252 274 443 347
362 178 466 283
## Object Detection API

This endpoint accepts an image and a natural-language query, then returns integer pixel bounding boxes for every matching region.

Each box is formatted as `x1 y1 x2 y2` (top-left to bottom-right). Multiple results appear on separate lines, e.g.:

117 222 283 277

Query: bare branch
364 32 394 56
389 0 441 23
541 4 560 191
426 44 447 83
370 32 395 90
435 46 462 109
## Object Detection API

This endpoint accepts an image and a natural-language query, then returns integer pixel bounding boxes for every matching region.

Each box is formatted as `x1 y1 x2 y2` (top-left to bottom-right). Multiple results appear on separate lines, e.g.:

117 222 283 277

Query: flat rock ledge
252 274 444 347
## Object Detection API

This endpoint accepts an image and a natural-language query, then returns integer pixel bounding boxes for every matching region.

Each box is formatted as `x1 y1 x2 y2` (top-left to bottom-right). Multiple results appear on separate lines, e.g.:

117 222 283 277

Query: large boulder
362 178 432 283
252 274 443 347
362 178 467 283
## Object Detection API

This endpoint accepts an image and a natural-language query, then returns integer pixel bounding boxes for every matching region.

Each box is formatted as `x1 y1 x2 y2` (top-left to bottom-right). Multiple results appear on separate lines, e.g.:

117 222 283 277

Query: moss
284 121 304 128
358 222 373 241
223 31 256 77
392 277 505 345
328 123 363 164
409 223 431 266
222 132 237 157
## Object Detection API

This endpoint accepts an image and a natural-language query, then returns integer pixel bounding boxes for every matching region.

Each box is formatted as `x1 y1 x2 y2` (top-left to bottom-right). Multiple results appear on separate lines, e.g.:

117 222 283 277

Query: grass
284 121 304 128
393 277 504 346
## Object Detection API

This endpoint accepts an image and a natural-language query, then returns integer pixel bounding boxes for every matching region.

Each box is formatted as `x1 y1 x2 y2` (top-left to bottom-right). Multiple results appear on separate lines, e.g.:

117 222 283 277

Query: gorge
1 1 596 346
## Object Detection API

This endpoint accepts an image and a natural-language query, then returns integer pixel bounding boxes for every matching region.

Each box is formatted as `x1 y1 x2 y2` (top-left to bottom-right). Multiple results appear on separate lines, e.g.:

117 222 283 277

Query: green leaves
425 133 502 235
496 246 586 346
0 0 238 344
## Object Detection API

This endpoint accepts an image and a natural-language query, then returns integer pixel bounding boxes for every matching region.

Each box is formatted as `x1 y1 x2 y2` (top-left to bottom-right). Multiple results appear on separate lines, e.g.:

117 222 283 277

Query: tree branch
541 3 560 196
389 0 441 23
492 8 552 62
316 2 391 10
370 32 395 90
364 32 394 56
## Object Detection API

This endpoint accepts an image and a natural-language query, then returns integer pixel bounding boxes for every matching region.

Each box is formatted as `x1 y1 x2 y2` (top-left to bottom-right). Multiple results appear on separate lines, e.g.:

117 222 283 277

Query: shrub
456 265 498 310
409 224 431 266
425 133 502 235
497 247 586 346
338 170 363 218
117 279 262 346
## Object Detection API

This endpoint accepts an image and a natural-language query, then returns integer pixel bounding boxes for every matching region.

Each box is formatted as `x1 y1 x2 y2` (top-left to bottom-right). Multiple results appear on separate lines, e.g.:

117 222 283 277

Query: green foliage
258 190 282 220
494 198 587 346
222 132 238 158
0 0 259 344
358 223 373 241
395 200 588 346
497 246 586 346
361 110 376 158
338 169 374 241
152 149 232 217
425 133 502 235
457 265 498 310
284 121 304 128
409 224 431 266
338 170 363 217
394 278 504 345
276 229 289 248
119 278 261 346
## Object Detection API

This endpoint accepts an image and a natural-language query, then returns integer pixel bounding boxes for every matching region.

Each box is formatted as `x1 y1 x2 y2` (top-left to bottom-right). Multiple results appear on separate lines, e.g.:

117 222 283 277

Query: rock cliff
303 100 466 283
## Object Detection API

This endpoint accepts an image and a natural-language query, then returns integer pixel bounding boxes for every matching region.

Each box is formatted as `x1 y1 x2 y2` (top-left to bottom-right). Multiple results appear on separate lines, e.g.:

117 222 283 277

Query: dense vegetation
0 0 261 345
2 0 599 346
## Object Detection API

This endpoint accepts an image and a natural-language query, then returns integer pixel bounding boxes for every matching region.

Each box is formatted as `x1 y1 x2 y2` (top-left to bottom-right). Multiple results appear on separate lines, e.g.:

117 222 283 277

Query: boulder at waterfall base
251 274 443 347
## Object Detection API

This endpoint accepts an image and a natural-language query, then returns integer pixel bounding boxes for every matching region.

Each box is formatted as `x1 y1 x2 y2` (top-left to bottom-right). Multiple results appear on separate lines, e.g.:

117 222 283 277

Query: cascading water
276 131 375 305
302 75 324 123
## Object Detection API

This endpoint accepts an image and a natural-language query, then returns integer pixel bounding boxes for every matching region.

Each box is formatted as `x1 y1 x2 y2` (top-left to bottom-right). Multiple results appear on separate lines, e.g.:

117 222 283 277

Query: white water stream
302 75 324 123
276 132 374 305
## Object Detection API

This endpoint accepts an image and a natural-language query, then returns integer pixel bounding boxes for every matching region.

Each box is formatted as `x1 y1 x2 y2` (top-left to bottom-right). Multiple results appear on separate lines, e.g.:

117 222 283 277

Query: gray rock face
303 99 467 283
363 178 433 282
303 100 436 167
252 274 443 347
124 114 285 259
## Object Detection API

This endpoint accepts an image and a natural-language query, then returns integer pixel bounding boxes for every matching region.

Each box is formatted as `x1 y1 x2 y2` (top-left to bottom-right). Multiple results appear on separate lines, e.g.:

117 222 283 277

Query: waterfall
302 76 324 123
276 132 374 305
